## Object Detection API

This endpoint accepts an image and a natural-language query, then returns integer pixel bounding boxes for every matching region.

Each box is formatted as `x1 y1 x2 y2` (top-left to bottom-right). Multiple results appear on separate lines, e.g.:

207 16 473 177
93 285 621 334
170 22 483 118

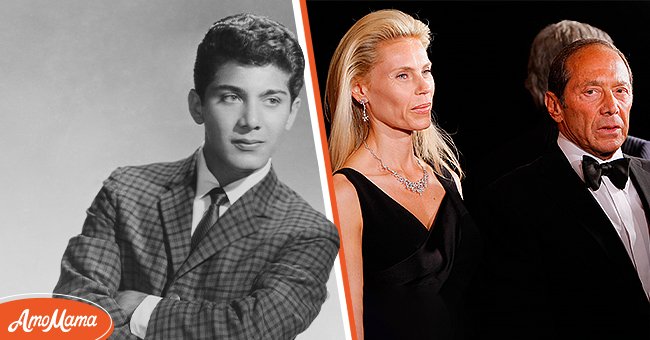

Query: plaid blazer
54 150 340 339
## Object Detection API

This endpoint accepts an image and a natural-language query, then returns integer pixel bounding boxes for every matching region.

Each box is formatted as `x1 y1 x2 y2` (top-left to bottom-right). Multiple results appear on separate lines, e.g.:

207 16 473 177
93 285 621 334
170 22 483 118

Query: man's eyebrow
211 85 244 94
208 85 289 97
616 80 632 87
582 80 632 87
582 80 603 86
259 89 289 97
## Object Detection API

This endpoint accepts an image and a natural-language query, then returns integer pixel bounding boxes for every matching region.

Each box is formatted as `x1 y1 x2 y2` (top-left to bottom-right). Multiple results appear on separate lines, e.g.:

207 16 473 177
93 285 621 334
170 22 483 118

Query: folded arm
146 224 339 340
53 183 136 339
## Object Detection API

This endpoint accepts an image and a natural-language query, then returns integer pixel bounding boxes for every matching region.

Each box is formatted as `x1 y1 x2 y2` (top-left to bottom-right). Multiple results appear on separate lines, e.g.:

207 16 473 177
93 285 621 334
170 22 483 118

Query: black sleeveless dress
336 168 481 340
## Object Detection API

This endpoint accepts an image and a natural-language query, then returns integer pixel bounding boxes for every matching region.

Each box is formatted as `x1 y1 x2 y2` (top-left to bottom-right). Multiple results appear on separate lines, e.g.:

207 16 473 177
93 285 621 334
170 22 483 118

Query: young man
54 13 339 339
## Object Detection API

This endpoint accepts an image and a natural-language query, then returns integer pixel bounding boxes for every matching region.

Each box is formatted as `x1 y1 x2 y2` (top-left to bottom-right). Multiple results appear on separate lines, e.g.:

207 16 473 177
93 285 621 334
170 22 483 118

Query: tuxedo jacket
465 115 650 209
54 150 340 339
472 145 650 339
624 135 650 160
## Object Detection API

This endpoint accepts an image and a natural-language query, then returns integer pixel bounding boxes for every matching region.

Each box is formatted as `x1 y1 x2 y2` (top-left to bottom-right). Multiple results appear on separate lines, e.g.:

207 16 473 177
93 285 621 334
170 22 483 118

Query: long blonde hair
325 9 463 178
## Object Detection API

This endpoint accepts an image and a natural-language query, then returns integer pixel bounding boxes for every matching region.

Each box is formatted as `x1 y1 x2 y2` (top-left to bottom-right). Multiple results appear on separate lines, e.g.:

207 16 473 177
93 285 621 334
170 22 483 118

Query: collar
194 145 272 205
557 132 625 183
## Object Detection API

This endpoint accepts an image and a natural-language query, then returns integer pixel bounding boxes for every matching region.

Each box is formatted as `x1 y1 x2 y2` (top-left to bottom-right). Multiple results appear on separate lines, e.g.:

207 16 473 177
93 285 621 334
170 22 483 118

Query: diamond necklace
363 141 429 195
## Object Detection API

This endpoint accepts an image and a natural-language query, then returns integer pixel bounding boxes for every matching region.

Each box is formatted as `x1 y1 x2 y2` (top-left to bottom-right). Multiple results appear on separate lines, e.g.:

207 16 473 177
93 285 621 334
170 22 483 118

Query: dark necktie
581 155 630 191
190 187 228 250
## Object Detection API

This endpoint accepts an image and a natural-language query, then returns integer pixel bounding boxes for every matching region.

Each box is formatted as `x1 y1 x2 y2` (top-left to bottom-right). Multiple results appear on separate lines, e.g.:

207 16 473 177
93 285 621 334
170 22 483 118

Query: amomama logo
0 294 113 339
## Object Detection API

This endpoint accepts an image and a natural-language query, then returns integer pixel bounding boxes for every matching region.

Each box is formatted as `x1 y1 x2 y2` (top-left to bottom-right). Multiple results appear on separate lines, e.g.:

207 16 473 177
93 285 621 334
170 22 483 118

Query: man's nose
239 102 261 130
601 91 620 116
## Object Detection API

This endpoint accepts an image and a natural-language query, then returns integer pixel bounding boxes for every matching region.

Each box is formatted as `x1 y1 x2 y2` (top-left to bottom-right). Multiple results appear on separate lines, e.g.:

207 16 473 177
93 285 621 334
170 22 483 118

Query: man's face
547 44 632 159
189 61 300 184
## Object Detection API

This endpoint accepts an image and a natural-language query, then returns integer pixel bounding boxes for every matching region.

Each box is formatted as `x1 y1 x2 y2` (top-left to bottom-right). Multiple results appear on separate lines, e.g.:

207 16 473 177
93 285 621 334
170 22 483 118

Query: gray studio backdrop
0 1 346 339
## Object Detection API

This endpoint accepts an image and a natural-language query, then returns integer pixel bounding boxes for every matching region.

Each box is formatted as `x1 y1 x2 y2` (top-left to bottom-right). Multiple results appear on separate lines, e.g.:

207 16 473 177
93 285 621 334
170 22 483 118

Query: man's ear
545 91 564 123
188 89 204 124
285 97 301 130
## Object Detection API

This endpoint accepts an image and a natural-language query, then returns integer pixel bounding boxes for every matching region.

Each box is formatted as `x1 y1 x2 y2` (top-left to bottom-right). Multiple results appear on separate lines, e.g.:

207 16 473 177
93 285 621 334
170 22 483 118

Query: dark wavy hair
193 13 305 101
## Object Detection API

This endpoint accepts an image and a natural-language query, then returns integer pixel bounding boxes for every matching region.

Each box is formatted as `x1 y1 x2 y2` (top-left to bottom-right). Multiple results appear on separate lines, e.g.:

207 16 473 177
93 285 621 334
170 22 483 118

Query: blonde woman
326 9 481 340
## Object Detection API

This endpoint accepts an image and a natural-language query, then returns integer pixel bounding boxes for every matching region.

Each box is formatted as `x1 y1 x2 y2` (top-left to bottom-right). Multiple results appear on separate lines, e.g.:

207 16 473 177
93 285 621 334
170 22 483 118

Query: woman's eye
396 73 408 80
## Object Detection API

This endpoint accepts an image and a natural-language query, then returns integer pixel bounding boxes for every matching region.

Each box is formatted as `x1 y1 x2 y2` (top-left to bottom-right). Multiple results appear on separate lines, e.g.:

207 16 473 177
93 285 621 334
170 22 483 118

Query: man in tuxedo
53 13 339 339
474 39 650 339
470 20 650 199
522 20 650 162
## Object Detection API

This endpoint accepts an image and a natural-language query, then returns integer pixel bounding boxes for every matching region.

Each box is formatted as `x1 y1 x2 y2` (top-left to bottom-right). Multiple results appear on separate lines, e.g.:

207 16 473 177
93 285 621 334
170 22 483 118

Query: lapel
158 150 199 277
538 146 637 274
629 157 650 218
173 168 280 281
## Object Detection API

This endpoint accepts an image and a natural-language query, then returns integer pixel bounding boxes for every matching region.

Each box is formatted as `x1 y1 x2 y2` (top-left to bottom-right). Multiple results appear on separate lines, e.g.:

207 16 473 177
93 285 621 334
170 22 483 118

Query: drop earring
360 99 369 122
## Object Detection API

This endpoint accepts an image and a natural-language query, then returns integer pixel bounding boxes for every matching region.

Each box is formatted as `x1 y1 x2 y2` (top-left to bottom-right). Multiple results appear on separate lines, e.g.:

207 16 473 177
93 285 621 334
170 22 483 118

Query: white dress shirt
129 147 272 338
557 133 650 301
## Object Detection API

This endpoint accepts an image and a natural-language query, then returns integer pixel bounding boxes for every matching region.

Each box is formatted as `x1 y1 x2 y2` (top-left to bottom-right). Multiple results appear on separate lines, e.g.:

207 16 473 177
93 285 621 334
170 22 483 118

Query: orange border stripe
298 1 358 339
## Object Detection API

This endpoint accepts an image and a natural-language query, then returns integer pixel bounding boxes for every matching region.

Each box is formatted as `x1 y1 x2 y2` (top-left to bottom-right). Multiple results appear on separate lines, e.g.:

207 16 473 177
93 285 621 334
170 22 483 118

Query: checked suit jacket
470 145 650 340
54 150 340 339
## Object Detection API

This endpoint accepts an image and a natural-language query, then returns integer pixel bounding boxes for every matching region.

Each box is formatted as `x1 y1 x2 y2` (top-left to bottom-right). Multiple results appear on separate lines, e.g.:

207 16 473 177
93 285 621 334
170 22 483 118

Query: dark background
306 0 650 201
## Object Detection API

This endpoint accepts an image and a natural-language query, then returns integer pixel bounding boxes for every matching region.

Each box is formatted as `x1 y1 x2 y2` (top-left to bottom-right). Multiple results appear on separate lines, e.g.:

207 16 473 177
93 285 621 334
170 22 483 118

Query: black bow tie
581 155 630 191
